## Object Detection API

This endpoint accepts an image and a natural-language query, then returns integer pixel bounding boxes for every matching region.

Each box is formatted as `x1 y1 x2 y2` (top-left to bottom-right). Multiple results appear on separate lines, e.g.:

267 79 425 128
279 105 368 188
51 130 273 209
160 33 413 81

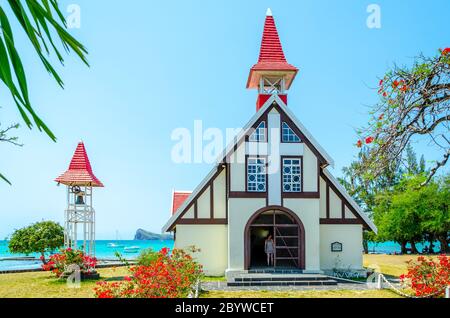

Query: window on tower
247 157 266 192
282 158 302 192
282 122 301 142
249 121 266 142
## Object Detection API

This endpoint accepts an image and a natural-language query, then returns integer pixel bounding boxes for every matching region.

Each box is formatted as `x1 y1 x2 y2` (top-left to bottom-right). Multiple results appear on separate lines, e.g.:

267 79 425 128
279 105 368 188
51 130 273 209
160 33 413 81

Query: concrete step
227 273 338 287
227 280 338 287
248 268 304 274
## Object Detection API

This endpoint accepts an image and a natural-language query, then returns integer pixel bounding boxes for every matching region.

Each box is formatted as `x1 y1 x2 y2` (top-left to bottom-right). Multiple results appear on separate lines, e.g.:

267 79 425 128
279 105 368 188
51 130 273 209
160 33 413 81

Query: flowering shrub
400 254 450 297
42 248 97 278
94 247 203 298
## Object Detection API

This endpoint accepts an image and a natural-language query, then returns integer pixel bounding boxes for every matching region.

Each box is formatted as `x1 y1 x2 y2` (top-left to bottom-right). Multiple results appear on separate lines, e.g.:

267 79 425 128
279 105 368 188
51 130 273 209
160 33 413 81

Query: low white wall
319 224 363 270
175 224 228 276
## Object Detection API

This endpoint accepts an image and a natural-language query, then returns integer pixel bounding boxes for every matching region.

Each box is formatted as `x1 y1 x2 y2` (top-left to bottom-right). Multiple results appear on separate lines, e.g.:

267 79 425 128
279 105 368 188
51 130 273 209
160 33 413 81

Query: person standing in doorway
265 235 275 267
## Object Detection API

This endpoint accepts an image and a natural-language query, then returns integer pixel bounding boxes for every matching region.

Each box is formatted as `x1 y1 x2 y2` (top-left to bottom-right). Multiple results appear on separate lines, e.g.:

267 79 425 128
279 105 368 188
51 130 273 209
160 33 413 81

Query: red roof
172 191 191 215
247 10 298 89
55 142 104 187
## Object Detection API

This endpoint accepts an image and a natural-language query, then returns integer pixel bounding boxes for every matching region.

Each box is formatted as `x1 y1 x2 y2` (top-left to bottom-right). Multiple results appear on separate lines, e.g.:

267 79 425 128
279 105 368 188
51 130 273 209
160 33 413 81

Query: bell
75 194 85 205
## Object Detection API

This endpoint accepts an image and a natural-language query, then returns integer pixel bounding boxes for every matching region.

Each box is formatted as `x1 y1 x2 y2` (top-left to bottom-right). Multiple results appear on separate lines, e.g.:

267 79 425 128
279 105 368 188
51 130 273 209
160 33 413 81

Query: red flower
356 140 363 148
378 114 384 121
392 80 399 88
379 79 383 86
382 92 387 97
365 136 374 144
442 47 450 56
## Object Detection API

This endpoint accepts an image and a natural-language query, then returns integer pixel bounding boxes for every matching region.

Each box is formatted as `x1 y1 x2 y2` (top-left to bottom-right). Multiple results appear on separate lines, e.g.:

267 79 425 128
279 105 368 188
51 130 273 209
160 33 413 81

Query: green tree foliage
8 221 64 263
374 175 449 253
0 1 88 183
339 143 449 254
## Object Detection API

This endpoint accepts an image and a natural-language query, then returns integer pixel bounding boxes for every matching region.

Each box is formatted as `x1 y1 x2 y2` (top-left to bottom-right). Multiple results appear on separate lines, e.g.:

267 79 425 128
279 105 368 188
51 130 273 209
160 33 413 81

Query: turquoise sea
0 240 440 271
0 240 174 271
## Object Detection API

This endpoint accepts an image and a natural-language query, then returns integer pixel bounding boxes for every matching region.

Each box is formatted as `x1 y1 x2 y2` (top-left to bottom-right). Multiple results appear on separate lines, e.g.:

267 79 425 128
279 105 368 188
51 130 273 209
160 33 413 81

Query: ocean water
0 240 174 271
0 240 440 271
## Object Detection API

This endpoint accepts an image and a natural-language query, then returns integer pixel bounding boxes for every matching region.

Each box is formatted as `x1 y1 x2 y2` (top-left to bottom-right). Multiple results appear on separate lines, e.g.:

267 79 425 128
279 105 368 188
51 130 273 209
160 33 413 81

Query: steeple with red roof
247 8 298 111
55 141 103 187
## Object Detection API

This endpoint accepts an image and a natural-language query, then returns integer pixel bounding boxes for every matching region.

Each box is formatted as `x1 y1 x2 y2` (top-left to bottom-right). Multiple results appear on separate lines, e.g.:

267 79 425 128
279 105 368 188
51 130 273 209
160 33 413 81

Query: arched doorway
244 206 305 270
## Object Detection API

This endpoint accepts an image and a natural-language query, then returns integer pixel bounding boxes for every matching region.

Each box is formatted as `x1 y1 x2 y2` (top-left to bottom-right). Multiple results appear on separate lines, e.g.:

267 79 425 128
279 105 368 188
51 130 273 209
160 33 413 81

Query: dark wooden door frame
244 205 306 270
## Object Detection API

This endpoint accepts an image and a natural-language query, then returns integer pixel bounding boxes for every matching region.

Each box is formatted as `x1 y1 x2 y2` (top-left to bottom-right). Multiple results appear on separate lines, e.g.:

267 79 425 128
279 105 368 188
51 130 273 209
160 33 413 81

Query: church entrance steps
227 272 338 287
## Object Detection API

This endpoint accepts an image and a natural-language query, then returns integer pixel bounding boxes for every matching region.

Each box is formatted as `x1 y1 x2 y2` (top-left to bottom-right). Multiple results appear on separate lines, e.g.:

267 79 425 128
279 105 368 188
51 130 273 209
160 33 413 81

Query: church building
162 9 376 276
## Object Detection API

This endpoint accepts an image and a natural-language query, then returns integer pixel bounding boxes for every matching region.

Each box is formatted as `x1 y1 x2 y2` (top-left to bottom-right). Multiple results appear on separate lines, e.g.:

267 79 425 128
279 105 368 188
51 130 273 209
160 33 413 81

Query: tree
339 143 430 253
357 48 450 185
373 174 450 254
0 0 88 183
8 221 64 264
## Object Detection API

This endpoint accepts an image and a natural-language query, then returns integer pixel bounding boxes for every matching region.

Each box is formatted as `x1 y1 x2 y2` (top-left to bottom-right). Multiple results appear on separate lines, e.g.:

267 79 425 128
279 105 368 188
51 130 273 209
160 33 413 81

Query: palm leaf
0 0 89 141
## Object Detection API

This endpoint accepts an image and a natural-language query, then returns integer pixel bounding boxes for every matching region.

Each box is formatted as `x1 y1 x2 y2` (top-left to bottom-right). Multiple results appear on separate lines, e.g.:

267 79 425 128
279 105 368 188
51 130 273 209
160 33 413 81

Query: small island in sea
134 229 174 241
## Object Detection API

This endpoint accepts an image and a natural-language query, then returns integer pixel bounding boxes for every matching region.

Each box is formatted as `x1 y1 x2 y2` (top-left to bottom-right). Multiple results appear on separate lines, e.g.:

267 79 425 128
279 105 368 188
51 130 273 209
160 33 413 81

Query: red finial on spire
55 141 104 187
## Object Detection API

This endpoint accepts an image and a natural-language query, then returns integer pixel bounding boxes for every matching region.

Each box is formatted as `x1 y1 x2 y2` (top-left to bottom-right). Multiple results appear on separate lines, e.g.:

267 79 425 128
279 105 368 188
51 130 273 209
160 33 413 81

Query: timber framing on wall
168 166 227 231
319 171 369 229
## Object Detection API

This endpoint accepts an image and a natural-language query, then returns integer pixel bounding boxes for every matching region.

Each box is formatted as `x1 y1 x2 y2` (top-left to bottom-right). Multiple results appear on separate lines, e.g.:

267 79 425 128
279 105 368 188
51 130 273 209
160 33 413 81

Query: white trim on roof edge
162 94 336 232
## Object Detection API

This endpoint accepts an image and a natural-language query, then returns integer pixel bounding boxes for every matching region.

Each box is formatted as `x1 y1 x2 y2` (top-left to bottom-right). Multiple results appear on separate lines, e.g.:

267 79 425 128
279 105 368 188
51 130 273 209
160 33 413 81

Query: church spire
247 9 298 111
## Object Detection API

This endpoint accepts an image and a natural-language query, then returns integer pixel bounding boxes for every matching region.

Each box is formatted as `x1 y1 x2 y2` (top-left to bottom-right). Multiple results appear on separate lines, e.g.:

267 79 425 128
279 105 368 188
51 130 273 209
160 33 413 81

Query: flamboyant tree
356 48 450 185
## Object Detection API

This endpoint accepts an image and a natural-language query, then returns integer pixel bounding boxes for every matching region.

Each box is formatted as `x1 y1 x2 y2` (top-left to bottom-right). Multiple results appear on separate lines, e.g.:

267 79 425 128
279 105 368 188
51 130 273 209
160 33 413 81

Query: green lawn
201 289 401 298
0 254 423 298
0 267 129 298
363 254 438 277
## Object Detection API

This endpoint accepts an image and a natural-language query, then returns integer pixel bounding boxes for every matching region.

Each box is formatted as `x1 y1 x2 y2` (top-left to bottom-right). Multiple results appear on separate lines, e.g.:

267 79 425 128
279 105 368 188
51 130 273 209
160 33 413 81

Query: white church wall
197 186 211 219
228 198 266 270
319 224 363 270
267 108 281 206
283 198 321 272
319 177 327 218
213 169 227 219
302 145 318 192
230 142 246 192
344 205 357 219
182 205 195 219
329 188 342 218
175 224 228 276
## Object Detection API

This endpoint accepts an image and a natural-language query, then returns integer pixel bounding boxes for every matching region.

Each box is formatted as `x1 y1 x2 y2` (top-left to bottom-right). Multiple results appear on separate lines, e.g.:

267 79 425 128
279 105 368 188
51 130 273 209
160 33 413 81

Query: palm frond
0 0 89 142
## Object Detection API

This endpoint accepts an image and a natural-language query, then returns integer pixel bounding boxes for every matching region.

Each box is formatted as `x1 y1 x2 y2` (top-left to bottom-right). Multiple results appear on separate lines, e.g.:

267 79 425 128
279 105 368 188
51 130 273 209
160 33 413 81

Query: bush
94 247 203 298
42 248 97 278
136 248 159 266
400 254 450 297
8 221 64 263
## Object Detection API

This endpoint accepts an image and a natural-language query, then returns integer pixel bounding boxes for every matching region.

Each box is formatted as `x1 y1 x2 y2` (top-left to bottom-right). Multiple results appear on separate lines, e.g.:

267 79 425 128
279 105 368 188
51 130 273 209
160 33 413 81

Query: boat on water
107 230 125 248
107 242 125 248
123 246 140 253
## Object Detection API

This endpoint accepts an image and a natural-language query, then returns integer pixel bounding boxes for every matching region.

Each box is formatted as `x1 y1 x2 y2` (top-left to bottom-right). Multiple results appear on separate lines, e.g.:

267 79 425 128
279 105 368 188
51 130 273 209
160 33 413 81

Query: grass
0 254 429 298
201 289 402 298
203 275 226 282
0 267 129 298
363 254 439 277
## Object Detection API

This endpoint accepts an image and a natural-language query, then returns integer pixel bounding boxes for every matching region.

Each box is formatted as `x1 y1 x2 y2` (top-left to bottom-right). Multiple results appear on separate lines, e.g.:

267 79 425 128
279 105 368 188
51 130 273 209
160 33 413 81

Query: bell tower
55 141 104 256
247 8 298 111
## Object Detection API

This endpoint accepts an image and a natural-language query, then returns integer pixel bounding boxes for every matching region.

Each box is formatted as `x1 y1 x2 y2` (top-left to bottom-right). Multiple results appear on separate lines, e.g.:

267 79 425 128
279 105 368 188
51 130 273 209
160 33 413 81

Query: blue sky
0 0 449 239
